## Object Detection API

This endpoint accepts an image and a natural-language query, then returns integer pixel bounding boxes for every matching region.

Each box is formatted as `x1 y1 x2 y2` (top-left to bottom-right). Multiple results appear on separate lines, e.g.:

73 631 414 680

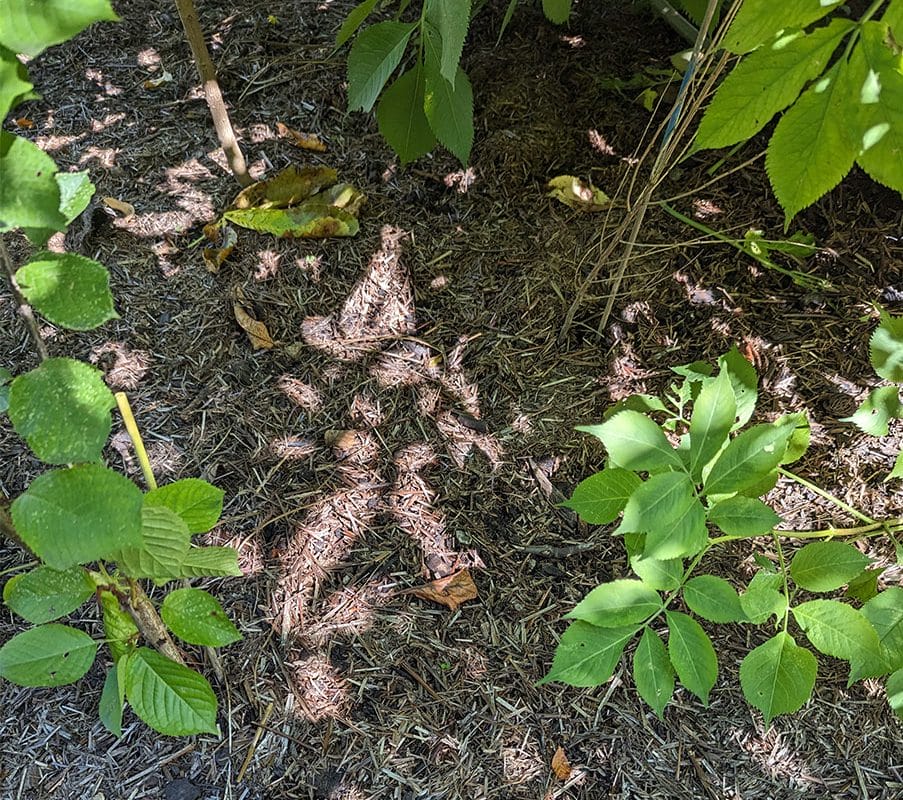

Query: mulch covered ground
1 1 902 798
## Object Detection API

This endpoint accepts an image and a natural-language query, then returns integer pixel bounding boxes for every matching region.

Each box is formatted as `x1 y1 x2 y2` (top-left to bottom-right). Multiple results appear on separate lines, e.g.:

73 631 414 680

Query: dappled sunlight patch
588 129 616 156
277 375 323 412
254 249 281 281
78 145 119 170
89 112 126 133
248 123 276 143
269 436 318 460
90 341 151 390
301 578 393 646
145 440 184 478
444 167 477 193
84 67 122 97
731 726 820 790
693 198 723 220
502 731 545 785
286 650 351 722
296 253 323 281
349 392 384 428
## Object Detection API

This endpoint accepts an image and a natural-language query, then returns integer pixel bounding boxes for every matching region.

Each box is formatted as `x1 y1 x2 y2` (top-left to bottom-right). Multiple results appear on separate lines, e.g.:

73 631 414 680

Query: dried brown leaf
276 122 327 152
410 570 478 611
551 746 572 780
203 225 237 273
233 302 274 349
102 196 136 218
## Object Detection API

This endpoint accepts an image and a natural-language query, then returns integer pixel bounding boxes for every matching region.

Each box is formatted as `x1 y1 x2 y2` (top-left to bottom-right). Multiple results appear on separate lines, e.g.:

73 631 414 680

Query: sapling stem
773 533 791 633
0 236 49 361
779 467 875 525
115 392 158 491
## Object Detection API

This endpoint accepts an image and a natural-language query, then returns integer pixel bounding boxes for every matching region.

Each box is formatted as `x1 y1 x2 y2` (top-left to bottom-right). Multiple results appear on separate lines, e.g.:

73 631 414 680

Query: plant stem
709 518 903 546
779 467 875 525
773 533 791 632
115 392 158 491
125 579 186 664
0 236 49 361
173 0 252 188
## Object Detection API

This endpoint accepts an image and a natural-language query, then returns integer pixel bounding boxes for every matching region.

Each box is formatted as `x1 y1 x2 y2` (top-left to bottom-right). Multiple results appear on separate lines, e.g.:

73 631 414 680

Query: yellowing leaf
410 570 478 611
233 302 274 350
224 204 359 238
551 746 572 780
547 175 611 212
202 224 237 273
276 122 327 152
230 165 337 210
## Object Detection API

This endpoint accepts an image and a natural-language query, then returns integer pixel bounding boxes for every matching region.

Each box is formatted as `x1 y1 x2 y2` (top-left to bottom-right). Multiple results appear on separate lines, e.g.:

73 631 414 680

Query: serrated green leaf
425 0 471 86
16 252 117 330
630 552 684 591
176 546 242 579
98 663 124 737
0 131 66 234
887 450 903 481
144 478 224 534
704 419 794 496
870 312 903 383
792 599 889 683
888 667 903 718
8 358 115 464
0 45 34 119
766 60 857 227
541 0 572 25
683 575 746 623
566 579 661 627
560 467 642 524
740 570 787 625
633 626 675 719
862 588 903 671
0 0 119 57
115 506 191 582
579 411 685 474
56 170 95 223
3 565 94 623
688 371 736 480
723 0 843 54
0 624 97 686
645 495 707 560
697 20 853 149
740 632 816 725
423 24 473 164
790 541 871 592
779 411 811 464
617 471 695 535
124 648 218 735
376 65 437 164
537 621 638 687
347 21 415 112
843 385 903 436
335 0 380 48
100 589 139 663
708 496 781 537
666 610 718 705
11 464 143 570
845 567 881 603
161 588 241 647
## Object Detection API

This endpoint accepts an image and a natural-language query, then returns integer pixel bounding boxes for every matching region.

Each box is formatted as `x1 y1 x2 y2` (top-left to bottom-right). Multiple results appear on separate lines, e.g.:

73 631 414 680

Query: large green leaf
224 204 359 238
740 632 817 725
161 588 242 647
0 366 11 414
423 37 474 164
144 478 224 534
579 411 685 474
697 19 853 149
792 599 889 683
707 495 781 537
115 506 191 582
16 252 117 330
425 0 471 86
541 0 572 24
766 60 857 227
175 546 242 578
376 65 437 164
3 565 94 623
666 611 718 705
688 371 736 480
790 541 871 593
633 626 675 720
853 22 903 194
0 623 96 686
722 0 843 54
124 648 218 736
718 347 758 428
644 495 707 561
0 131 66 234
0 0 118 56
884 0 903 35
862 588 903 671
560 467 642 524
538 622 638 687
8 357 115 464
616 471 695 535
566 579 661 627
842 385 903 436
335 0 380 48
630 552 684 591
11 464 143 570
870 312 903 383
21 170 97 247
704 419 794 496
0 45 35 119
346 21 415 112
683 575 746 623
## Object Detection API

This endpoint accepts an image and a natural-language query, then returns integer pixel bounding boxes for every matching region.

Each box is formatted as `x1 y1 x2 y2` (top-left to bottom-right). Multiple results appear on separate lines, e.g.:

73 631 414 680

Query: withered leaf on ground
546 175 611 212
102 196 136 218
410 570 478 611
276 122 328 152
231 165 338 210
233 299 274 350
551 746 572 780
224 204 359 238
202 224 237 273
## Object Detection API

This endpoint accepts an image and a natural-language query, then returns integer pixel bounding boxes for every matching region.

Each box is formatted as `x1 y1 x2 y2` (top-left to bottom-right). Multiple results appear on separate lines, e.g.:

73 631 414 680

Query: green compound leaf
718 347 758 428
688 370 735 480
8 358 116 464
98 662 125 738
696 19 853 149
722 0 843 55
644 495 707 561
666 610 718 705
704 419 794 496
845 567 881 603
425 0 471 86
347 21 415 112
124 648 219 736
16 252 117 330
560 468 642 525
100 589 139 663
790 541 871 593
862 588 903 671
0 131 66 234
335 0 380 48
765 60 857 227
537 621 639 687
888 667 903 718
683 575 746 623
633 626 675 720
176 546 242 579
617 471 695 535
792 599 889 684
630 552 684 591
0 45 35 119
161 588 242 647
423 33 474 164
870 312 903 383
853 23 903 194
144 478 224 534
740 570 787 625
566 579 662 627
11 464 143 570
0 624 97 687
3 565 94 624
884 0 903 35
376 65 437 165
115 506 191 582
0 0 119 57
708 496 781 537
778 411 811 465
578 411 685 474
740 632 817 725
542 0 572 25
843 386 903 436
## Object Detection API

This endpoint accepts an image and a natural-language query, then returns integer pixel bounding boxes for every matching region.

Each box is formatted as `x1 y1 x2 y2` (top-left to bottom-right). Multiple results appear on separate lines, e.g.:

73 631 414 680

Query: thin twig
0 236 49 360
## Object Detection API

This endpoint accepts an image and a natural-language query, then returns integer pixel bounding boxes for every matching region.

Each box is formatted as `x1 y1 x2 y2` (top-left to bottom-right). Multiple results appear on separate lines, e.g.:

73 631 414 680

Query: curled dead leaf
233 302 274 350
546 175 610 212
276 122 327 152
14 117 34 129
231 165 338 210
410 570 478 611
551 746 572 781
143 70 173 90
203 224 237 273
102 196 136 218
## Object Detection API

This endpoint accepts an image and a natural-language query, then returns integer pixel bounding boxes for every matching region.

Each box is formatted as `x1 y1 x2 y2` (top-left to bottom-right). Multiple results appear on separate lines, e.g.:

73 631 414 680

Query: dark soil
1 2 902 798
